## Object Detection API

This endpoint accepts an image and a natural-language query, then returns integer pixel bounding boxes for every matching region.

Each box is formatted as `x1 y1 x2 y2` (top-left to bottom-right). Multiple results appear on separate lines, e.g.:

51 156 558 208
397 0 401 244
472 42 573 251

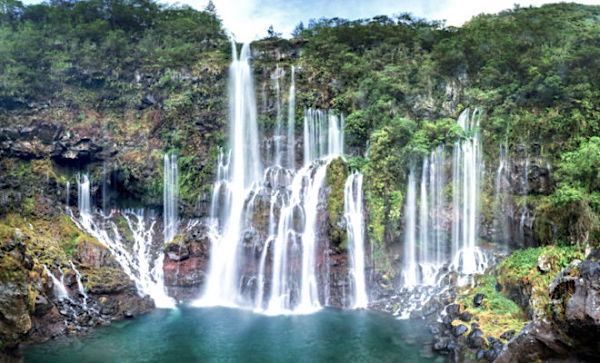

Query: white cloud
23 0 600 43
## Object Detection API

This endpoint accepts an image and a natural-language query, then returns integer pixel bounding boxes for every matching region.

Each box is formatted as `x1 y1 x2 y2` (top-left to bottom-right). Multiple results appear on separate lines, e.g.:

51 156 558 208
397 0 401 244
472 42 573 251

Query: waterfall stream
73 174 175 308
198 41 364 314
401 109 488 289
163 153 179 245
344 172 368 308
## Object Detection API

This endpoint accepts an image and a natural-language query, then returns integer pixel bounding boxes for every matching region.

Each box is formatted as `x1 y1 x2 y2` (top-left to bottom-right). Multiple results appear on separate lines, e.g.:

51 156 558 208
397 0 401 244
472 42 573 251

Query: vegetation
286 3 600 263
455 245 585 341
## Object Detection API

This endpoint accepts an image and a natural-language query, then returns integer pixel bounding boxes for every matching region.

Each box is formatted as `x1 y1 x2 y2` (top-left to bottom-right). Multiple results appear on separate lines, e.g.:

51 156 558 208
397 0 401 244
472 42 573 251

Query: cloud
25 0 600 43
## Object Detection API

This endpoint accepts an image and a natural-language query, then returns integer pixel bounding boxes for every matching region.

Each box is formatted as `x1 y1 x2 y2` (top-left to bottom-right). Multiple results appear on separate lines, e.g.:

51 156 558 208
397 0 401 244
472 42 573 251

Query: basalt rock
0 282 32 349
497 250 600 362
0 123 115 162
163 221 212 301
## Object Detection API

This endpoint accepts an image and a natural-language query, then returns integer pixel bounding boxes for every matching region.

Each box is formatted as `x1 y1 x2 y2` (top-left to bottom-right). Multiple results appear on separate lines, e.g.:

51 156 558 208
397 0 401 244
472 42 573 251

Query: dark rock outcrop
163 221 212 301
497 250 600 362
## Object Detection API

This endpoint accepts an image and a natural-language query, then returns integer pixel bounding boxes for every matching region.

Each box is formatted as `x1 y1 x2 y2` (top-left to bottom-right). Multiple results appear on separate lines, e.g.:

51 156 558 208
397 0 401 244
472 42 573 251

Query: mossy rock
326 158 349 250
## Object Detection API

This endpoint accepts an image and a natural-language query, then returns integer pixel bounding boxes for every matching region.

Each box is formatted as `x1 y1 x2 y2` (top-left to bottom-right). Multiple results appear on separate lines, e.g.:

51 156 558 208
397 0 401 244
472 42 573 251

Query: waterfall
419 158 430 272
400 109 487 289
430 146 447 267
273 65 284 166
303 108 344 166
69 260 88 308
200 42 263 307
402 167 418 287
345 172 368 308
287 66 296 169
73 175 175 308
65 181 70 211
494 134 510 247
43 265 70 302
451 108 486 274
102 161 108 215
163 154 178 244
198 40 364 315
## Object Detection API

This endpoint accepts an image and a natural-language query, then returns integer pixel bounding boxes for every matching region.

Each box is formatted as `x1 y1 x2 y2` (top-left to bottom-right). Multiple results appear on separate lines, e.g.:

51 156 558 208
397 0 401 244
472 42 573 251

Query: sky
21 0 600 42
159 0 600 42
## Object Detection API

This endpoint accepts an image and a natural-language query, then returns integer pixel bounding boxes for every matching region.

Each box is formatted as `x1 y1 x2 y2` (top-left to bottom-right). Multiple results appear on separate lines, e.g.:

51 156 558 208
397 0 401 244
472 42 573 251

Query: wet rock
33 294 54 316
433 337 450 351
458 311 473 322
165 239 189 262
476 348 486 360
452 324 468 337
500 329 515 341
446 303 461 318
74 239 116 269
497 250 600 362
467 329 485 349
0 282 31 348
473 293 485 307
537 253 551 273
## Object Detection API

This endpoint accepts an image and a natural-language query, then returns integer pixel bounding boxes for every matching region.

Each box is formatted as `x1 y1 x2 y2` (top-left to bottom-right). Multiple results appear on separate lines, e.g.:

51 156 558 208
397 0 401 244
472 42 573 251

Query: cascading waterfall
450 108 486 275
519 136 530 244
494 134 510 247
344 172 368 308
402 167 418 287
200 42 263 307
43 265 70 302
69 260 88 308
199 41 359 314
401 109 487 289
65 181 70 211
163 153 178 244
286 66 296 169
429 146 447 267
273 65 284 166
73 174 175 308
303 108 344 166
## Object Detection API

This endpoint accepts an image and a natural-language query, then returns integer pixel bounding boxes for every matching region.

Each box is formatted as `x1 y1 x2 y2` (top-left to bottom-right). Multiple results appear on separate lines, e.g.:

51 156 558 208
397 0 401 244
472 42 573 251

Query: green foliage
0 0 226 99
498 245 585 288
326 158 349 249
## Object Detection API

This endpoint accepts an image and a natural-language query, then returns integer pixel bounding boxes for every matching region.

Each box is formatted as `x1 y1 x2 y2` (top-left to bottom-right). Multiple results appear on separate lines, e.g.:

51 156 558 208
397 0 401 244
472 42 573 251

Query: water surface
23 306 441 362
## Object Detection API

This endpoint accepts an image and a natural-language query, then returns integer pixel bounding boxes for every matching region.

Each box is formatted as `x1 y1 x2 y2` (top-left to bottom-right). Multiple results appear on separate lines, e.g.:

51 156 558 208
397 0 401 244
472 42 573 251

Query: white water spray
344 172 368 308
164 153 178 244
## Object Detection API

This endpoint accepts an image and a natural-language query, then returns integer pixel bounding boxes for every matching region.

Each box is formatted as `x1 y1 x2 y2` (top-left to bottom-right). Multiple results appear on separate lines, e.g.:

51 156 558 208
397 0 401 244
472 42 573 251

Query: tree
291 21 304 37
205 0 216 14
267 24 281 39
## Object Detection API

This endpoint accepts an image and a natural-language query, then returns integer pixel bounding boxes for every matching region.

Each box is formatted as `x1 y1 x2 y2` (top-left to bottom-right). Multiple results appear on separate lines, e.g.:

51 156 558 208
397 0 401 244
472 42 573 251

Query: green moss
456 274 527 340
164 233 184 248
326 158 349 250
458 246 586 341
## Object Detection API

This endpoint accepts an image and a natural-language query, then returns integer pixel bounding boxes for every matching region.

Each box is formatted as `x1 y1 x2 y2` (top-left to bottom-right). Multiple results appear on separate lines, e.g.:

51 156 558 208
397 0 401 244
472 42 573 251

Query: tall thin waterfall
345 172 368 308
401 147 447 287
494 134 510 247
401 109 487 288
429 146 447 267
303 108 344 166
201 42 263 307
286 66 296 169
402 167 418 287
73 175 175 308
273 65 284 166
163 154 178 244
451 108 486 274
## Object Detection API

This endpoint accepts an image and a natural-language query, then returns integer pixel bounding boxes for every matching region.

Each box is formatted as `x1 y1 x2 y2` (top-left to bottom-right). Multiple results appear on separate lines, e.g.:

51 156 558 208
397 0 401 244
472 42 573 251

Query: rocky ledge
497 249 600 362
0 219 154 356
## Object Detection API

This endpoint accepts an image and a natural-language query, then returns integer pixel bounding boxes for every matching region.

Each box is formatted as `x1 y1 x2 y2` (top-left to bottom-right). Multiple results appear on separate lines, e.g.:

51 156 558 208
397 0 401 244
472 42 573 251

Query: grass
457 245 586 342
456 274 528 341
